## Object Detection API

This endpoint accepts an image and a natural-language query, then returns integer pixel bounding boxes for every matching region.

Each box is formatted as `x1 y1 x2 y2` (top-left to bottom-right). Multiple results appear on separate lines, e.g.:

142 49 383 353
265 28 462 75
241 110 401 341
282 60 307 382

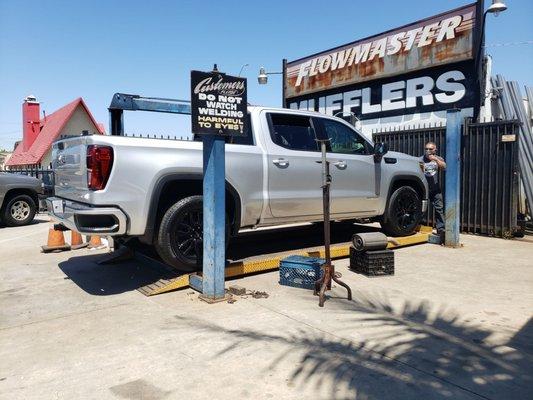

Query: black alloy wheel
169 206 203 265
380 186 422 237
155 195 230 271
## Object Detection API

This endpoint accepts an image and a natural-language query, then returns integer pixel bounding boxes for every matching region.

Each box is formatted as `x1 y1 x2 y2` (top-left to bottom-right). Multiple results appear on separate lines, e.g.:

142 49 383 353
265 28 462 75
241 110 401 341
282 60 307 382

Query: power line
486 40 533 47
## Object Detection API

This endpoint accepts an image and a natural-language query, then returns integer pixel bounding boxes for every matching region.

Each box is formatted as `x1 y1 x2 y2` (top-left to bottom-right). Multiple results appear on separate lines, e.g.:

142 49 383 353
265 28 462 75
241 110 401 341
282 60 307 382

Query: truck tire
380 186 422 237
2 194 37 227
155 195 229 272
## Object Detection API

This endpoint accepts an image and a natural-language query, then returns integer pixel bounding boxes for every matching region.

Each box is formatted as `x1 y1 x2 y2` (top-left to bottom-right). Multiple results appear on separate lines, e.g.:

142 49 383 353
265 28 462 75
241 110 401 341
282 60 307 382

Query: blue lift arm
108 93 191 135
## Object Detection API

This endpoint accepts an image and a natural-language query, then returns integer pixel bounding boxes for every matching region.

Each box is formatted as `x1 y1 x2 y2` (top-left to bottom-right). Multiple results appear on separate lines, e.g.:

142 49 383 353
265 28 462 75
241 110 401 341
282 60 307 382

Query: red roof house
7 96 105 169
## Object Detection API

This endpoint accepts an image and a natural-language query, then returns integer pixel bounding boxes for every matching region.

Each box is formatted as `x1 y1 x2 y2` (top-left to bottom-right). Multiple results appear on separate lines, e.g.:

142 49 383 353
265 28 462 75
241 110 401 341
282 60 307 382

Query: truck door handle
332 160 347 169
272 158 289 167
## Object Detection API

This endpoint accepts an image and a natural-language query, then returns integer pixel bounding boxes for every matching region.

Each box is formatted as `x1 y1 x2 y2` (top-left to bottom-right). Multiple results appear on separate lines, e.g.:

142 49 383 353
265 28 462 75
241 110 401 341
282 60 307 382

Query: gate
372 119 520 238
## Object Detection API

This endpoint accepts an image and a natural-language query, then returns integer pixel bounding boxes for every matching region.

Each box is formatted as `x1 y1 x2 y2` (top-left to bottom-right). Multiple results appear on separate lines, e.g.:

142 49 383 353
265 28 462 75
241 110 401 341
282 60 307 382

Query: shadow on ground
228 222 379 260
58 253 171 296
58 222 378 296
179 293 533 400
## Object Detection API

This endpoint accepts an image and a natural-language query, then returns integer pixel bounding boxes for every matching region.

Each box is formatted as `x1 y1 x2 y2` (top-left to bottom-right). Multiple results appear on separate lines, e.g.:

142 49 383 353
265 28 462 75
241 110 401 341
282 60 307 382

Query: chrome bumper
46 196 128 235
422 199 428 213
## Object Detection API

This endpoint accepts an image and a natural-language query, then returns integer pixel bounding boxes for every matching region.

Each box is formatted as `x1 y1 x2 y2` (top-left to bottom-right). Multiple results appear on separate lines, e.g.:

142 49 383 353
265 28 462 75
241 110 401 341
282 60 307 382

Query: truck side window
269 114 318 151
320 119 371 155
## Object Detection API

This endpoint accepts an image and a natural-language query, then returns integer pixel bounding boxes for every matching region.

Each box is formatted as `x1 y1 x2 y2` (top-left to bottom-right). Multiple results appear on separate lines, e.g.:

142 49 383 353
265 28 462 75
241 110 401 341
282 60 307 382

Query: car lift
103 92 432 297
99 227 432 297
108 92 192 135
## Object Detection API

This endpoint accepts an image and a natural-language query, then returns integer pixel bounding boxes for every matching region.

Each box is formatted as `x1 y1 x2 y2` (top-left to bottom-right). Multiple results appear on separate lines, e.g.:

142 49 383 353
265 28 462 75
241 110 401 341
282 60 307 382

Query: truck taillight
86 145 113 190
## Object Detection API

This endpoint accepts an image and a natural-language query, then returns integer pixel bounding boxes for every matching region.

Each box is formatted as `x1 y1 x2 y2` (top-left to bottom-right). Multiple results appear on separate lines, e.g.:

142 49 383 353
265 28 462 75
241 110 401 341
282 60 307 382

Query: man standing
421 142 446 234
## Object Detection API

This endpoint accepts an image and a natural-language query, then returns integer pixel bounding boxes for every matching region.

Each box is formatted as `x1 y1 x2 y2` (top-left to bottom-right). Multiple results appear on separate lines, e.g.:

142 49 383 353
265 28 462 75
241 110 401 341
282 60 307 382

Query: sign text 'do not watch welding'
191 70 247 137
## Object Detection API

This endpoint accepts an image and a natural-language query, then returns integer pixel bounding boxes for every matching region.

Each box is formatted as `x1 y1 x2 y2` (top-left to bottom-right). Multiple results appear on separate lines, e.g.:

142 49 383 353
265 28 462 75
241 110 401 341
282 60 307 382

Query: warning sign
191 70 248 137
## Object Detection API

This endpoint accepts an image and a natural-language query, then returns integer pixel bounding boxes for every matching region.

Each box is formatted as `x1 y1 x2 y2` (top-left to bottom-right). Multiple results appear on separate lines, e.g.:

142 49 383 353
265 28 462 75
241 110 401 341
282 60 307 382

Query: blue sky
1 0 531 150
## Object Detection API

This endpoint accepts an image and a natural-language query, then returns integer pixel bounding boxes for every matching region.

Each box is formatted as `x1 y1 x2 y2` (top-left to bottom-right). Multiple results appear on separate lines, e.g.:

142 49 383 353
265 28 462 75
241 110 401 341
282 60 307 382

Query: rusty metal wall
373 119 521 238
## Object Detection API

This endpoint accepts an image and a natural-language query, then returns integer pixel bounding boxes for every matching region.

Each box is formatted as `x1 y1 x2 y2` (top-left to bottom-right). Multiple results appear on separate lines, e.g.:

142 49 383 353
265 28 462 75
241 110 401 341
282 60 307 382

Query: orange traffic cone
88 235 105 249
41 225 71 253
70 230 88 250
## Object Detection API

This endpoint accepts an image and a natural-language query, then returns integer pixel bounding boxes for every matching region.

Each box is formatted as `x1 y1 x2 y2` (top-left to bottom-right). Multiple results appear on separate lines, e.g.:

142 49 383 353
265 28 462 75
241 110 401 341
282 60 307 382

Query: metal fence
373 119 521 238
4 167 55 187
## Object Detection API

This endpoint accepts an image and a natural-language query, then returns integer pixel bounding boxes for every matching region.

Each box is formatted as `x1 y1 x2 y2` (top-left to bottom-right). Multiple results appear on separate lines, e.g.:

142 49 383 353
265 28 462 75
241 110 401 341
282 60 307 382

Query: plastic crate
349 247 394 276
279 255 324 289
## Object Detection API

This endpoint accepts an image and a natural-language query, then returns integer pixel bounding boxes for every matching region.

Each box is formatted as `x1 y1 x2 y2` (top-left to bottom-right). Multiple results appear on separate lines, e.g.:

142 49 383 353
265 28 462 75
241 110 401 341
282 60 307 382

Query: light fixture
486 0 507 16
258 67 268 84
257 67 283 85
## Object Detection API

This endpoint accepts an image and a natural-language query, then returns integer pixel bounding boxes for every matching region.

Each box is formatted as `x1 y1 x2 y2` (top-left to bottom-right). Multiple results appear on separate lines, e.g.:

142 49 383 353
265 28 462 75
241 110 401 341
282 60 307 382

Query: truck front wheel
380 186 422 237
155 195 229 272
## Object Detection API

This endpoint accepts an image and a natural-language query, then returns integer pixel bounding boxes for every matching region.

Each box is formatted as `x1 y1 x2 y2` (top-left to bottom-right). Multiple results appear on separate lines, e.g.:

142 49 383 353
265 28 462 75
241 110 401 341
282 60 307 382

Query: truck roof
247 105 327 118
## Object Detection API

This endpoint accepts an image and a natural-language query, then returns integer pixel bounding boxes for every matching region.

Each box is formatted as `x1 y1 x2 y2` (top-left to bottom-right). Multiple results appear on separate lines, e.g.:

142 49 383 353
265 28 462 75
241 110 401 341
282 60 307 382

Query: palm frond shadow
184 292 532 399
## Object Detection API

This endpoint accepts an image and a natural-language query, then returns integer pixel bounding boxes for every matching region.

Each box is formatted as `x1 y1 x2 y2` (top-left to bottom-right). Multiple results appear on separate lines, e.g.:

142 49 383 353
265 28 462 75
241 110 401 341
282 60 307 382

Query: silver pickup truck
47 107 428 270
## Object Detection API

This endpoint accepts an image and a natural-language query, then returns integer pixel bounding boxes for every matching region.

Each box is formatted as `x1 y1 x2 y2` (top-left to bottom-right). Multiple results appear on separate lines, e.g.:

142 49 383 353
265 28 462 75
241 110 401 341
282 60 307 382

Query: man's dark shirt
420 154 445 194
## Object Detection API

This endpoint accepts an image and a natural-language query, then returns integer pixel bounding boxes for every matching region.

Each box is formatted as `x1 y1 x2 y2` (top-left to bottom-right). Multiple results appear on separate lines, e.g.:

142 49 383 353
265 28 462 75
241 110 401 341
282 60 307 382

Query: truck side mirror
373 142 389 162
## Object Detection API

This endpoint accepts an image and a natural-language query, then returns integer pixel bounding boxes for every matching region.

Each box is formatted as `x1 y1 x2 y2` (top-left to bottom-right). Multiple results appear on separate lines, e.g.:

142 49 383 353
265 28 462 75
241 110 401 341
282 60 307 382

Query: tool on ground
41 224 71 253
314 139 352 307
352 232 389 251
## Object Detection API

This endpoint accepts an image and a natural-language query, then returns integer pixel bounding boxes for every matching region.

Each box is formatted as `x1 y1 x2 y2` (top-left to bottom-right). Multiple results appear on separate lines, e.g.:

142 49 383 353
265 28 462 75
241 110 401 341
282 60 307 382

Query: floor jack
314 139 352 307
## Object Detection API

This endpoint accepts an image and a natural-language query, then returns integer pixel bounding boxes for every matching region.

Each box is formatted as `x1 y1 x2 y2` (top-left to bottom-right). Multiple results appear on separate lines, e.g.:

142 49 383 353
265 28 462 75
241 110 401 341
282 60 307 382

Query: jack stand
314 263 352 307
314 139 352 307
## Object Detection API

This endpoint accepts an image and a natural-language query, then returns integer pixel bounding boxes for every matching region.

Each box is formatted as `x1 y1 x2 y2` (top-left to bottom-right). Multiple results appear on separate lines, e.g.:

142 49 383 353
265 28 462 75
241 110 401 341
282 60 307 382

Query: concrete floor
1 215 532 400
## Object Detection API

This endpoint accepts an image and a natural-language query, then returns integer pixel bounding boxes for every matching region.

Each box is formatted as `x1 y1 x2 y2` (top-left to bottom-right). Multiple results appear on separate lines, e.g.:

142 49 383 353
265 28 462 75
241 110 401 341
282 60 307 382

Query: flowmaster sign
283 3 481 132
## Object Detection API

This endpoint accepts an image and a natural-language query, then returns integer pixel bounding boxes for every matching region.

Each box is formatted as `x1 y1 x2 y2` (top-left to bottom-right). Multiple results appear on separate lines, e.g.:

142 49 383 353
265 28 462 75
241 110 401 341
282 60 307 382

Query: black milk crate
279 255 324 290
349 247 394 277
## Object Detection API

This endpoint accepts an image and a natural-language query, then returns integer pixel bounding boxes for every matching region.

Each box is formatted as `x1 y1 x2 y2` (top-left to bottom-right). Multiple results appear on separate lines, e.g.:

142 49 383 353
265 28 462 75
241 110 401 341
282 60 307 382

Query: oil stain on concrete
110 379 170 400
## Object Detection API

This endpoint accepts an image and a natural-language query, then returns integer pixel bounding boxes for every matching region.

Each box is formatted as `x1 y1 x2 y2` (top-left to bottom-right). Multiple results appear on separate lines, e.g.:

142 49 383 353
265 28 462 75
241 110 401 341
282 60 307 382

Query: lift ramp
99 226 432 296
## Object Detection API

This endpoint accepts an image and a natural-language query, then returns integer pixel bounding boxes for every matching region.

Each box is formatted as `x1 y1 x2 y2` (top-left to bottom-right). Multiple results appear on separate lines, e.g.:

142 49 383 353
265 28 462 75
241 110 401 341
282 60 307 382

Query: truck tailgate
52 137 89 202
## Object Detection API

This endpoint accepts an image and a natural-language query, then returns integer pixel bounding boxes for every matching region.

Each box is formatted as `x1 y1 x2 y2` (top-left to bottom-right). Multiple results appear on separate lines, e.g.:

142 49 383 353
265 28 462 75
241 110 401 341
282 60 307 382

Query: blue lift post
444 109 462 247
108 92 228 300
200 134 227 301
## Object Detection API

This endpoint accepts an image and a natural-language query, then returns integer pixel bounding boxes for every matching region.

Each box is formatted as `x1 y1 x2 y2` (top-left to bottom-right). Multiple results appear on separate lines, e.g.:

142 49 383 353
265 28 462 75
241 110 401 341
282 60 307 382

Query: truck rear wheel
380 186 422 237
155 195 229 272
